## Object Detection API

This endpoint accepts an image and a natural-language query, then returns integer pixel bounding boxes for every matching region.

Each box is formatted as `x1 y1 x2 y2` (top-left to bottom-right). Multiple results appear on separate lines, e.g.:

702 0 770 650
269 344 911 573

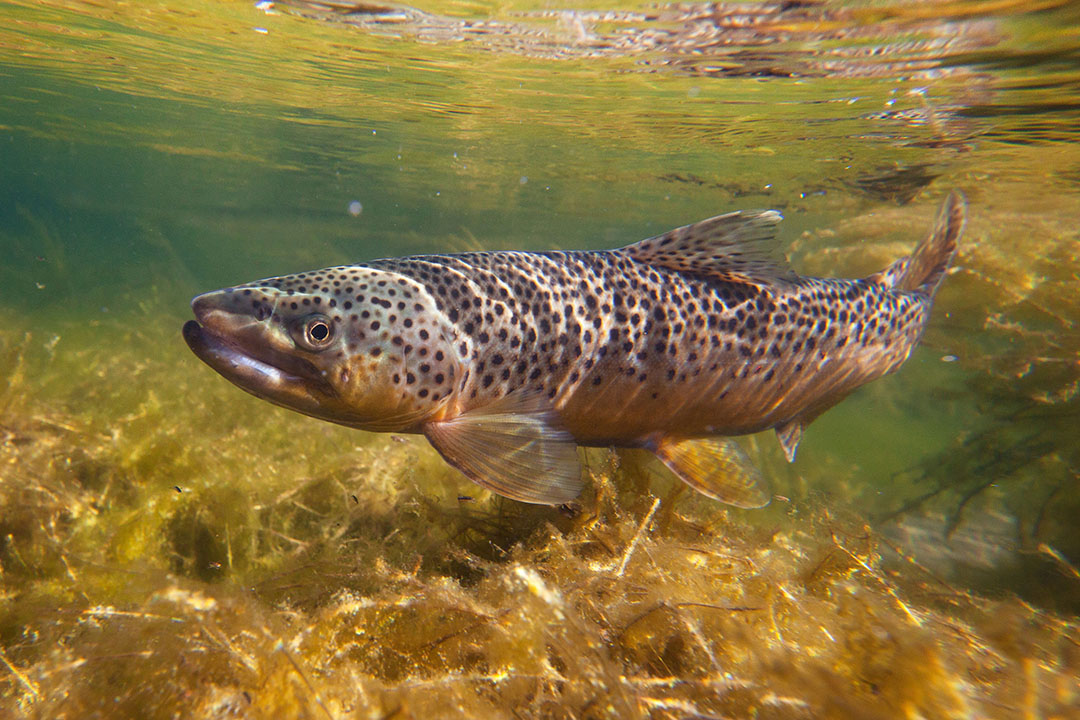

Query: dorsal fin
616 210 796 284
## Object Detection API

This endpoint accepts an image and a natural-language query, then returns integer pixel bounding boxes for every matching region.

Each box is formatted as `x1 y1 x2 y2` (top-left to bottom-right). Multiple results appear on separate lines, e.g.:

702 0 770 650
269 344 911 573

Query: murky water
2 1 1079 717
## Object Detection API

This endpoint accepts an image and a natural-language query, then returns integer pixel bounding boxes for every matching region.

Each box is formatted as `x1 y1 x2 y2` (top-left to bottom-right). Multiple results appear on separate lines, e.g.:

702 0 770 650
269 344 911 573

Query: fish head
183 265 460 432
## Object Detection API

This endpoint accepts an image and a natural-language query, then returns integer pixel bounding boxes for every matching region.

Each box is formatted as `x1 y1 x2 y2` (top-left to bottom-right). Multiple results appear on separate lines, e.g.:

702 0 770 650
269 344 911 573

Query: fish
183 191 966 508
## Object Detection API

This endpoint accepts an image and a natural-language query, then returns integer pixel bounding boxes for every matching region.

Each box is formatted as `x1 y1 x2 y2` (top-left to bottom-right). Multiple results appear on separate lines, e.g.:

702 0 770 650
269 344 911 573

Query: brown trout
183 191 966 507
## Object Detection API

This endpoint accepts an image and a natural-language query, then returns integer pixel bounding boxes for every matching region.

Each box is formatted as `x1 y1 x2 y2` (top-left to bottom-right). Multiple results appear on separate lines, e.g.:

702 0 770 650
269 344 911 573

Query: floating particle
253 26 268 34
348 200 363 216
519 176 528 185
941 354 958 362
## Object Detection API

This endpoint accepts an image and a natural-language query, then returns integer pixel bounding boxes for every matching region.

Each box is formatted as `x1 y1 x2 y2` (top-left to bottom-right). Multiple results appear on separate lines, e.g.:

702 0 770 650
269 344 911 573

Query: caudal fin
897 190 967 296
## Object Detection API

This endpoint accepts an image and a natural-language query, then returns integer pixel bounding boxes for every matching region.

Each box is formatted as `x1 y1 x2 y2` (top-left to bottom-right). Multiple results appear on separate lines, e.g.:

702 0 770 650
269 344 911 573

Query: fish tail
896 189 967 296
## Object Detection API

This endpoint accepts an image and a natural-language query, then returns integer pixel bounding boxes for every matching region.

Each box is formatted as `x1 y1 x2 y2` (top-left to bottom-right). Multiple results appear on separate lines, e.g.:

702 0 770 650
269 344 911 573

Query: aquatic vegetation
1 282 1078 717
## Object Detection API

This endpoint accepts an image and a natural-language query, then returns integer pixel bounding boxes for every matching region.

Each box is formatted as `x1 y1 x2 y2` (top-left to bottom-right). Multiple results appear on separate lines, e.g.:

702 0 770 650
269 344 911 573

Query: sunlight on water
1 0 1079 717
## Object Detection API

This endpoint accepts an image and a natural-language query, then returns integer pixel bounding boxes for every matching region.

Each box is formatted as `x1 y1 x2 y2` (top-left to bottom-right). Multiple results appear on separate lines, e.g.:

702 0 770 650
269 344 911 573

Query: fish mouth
182 319 336 405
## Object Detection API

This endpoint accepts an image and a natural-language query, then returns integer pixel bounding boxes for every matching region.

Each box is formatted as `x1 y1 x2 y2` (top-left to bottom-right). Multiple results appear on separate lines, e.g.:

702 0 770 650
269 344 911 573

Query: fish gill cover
1 0 1079 718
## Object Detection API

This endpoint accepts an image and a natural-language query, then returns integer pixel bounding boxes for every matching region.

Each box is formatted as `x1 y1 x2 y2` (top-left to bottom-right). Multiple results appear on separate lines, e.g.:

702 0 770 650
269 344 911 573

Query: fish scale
183 191 966 507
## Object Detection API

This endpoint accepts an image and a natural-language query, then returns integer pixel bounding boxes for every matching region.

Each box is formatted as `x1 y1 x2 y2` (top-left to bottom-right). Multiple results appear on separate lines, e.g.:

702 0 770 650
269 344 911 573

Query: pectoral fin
423 393 583 505
653 436 770 509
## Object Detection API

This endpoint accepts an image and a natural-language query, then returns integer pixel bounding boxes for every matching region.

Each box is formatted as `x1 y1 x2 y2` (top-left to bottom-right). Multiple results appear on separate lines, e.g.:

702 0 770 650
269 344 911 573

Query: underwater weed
2 271 1079 717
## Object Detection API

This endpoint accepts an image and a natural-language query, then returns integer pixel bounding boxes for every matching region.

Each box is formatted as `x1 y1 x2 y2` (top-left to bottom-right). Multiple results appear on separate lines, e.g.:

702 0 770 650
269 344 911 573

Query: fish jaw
183 288 343 421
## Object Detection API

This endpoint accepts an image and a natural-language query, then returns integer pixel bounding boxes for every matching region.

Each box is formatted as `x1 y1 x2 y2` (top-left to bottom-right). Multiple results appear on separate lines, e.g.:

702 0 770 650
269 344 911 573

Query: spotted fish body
184 192 966 507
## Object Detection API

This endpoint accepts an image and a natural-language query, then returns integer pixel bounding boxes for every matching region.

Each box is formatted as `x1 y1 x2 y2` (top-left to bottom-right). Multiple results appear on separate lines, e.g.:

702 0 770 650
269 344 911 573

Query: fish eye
303 315 333 347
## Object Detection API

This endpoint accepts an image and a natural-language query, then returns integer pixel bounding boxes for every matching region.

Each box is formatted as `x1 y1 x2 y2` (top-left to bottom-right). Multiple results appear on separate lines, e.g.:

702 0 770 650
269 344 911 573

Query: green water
2 1 1079 717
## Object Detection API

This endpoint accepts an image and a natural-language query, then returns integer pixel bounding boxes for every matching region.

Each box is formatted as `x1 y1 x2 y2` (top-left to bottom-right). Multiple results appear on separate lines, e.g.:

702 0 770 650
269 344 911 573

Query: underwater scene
2 0 1079 717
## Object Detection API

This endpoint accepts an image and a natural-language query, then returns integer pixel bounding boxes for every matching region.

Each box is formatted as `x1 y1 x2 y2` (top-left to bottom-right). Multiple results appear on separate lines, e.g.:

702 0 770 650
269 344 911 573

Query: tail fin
897 190 967 295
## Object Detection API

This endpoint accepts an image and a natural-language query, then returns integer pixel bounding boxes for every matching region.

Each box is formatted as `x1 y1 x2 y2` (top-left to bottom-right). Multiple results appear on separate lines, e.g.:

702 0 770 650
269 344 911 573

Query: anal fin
775 419 803 463
654 436 770 509
423 393 582 505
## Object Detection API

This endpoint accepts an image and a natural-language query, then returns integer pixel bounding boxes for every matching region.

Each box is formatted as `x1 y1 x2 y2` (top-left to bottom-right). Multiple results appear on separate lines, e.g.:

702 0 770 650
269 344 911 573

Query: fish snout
190 290 224 325
191 287 282 330
190 290 240 335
